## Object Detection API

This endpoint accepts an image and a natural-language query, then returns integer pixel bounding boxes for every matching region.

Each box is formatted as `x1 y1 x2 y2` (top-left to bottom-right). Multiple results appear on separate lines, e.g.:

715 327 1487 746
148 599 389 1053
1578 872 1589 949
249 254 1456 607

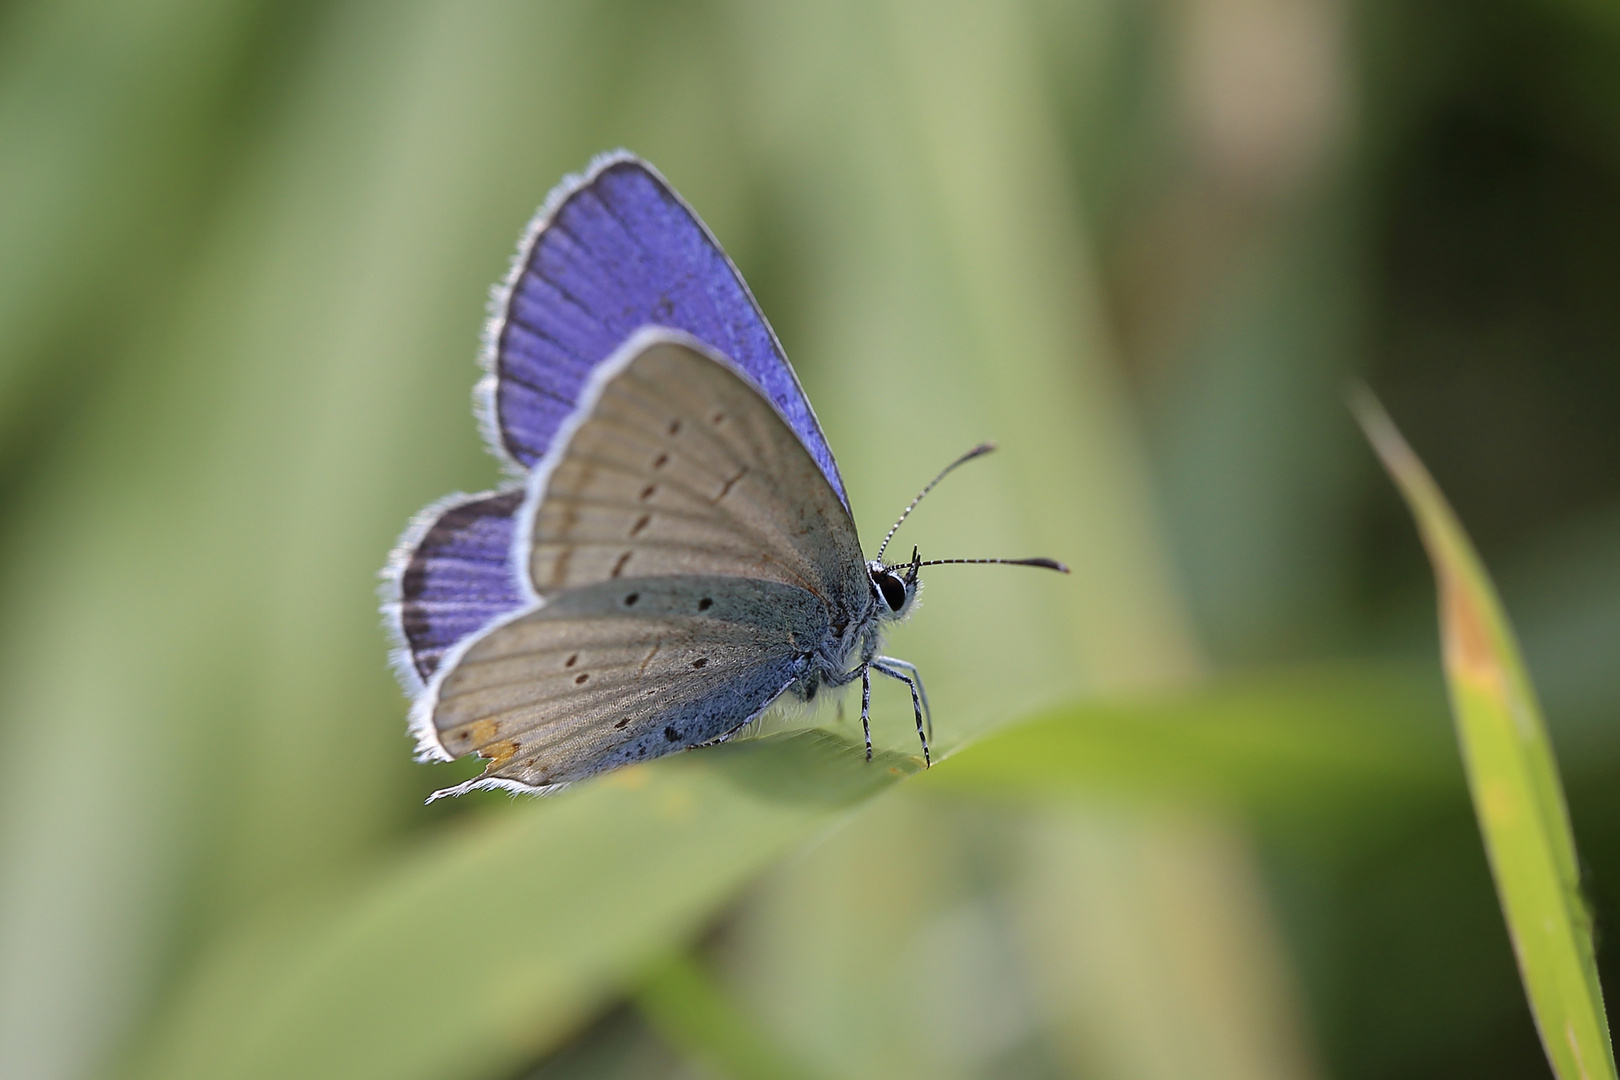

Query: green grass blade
120 732 916 1080
1354 392 1616 1080
920 668 1456 835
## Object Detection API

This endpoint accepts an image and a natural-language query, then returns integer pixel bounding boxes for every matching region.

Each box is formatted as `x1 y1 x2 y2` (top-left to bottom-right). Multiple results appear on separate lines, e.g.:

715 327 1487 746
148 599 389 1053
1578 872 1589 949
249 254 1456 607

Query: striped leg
874 655 931 740
873 661 930 767
860 667 873 761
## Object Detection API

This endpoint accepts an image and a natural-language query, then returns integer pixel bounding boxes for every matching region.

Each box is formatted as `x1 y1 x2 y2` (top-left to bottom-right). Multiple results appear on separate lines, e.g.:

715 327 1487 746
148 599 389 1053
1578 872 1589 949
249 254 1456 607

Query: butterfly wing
519 329 867 611
387 156 854 701
381 489 527 692
426 576 820 793
419 332 869 793
482 152 848 510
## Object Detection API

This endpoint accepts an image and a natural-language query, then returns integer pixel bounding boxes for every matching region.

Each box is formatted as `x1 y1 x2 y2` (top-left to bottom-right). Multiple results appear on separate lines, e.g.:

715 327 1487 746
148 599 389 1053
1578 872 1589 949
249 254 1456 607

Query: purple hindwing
386 489 526 694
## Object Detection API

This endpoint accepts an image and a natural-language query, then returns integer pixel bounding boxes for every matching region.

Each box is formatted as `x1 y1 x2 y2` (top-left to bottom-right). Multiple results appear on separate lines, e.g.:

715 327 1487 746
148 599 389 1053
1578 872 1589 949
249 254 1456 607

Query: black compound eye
875 570 907 612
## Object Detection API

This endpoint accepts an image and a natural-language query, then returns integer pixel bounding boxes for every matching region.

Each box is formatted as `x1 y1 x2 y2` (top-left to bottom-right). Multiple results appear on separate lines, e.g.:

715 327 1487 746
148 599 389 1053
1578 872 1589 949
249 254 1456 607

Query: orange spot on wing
480 740 520 769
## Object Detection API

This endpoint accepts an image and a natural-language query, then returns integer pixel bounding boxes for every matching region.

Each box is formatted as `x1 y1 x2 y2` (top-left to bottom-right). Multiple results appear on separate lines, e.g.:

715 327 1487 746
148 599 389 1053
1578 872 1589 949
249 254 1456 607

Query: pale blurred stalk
717 2 1329 1078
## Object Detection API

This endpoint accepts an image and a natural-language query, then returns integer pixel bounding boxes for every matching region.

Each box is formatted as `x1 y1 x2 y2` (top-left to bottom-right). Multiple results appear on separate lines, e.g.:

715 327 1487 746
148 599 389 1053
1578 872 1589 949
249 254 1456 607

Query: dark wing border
380 487 527 704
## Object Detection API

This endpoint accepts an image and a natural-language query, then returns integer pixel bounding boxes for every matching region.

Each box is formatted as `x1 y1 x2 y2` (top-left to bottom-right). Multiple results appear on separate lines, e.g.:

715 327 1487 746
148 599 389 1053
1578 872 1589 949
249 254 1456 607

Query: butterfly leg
873 655 931 741
860 667 872 761
872 662 930 767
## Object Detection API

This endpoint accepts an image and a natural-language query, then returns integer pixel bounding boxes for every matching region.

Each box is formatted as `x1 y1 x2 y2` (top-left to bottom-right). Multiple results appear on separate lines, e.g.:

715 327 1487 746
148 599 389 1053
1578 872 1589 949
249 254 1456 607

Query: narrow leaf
922 667 1456 837
1354 391 1616 1080
122 732 916 1080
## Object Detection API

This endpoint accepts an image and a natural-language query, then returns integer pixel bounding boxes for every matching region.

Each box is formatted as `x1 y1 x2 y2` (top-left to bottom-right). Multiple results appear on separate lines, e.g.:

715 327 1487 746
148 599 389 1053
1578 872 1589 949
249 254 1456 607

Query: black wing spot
698 597 713 611
668 418 682 436
611 551 633 578
624 592 640 607
710 411 725 426
692 657 708 669
640 483 657 501
630 513 651 537
664 725 680 742
564 653 578 668
614 717 631 729
574 672 589 684
652 453 668 470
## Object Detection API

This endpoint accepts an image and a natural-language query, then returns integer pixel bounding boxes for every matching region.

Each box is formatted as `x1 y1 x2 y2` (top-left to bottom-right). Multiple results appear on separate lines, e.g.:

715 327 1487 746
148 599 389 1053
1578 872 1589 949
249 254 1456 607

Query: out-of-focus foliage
122 733 917 1080
0 1 1615 1079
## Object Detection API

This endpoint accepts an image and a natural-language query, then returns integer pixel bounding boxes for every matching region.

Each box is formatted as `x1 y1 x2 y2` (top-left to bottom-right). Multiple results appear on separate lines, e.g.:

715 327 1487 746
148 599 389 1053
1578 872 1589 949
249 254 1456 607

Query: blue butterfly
383 152 1066 799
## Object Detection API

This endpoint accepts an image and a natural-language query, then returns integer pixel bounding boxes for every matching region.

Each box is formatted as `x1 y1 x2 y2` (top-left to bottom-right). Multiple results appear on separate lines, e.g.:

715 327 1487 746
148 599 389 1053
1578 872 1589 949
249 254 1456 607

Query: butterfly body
384 153 1044 801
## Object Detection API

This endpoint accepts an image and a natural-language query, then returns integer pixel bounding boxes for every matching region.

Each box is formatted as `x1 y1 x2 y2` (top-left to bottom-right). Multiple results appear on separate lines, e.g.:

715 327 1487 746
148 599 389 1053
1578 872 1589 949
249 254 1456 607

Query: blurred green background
1 1 1617 1078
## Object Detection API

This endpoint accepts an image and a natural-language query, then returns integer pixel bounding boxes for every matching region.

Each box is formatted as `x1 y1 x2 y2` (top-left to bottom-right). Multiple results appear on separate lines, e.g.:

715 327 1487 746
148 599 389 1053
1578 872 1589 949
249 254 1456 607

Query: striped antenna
874 442 996 561
913 556 1070 573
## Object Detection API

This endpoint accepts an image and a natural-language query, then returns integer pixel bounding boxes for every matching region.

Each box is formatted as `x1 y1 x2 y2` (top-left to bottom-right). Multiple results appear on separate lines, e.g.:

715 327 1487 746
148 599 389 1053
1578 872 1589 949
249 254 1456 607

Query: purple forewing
486 152 848 509
389 489 527 689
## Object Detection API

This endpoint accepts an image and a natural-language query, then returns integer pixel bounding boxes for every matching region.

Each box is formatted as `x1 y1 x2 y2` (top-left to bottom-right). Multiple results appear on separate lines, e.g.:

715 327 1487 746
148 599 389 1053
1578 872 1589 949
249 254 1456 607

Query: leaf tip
1346 384 1417 478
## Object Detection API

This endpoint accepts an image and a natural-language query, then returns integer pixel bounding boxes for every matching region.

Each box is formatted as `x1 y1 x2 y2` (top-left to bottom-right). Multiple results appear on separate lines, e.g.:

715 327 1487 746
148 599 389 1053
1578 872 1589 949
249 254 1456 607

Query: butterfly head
868 547 922 621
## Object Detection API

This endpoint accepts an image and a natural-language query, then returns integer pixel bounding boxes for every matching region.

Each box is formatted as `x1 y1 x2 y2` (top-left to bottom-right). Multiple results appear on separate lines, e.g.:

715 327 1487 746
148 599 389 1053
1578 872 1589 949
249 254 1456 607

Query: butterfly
383 152 1067 799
